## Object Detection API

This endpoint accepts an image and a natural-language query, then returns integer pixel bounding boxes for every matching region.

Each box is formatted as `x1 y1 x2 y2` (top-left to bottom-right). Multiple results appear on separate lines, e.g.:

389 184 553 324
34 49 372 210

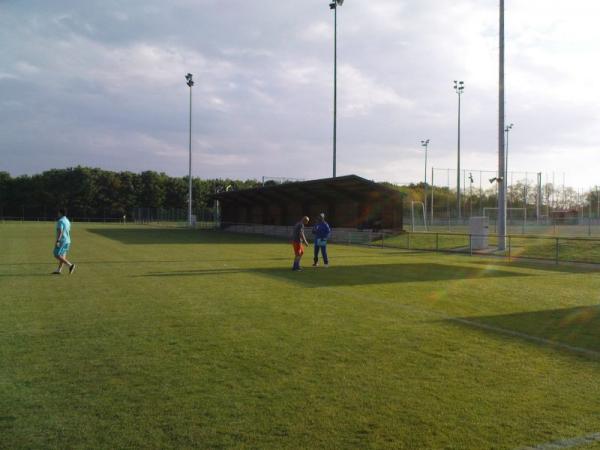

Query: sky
1 0 600 189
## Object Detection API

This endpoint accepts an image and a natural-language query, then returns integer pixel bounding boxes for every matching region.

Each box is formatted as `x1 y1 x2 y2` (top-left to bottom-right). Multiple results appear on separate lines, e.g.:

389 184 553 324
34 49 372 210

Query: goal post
411 201 427 232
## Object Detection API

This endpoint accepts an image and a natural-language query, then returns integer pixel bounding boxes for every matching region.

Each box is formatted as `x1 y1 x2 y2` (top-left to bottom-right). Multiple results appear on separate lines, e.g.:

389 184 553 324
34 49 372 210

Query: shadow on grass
0 273 56 277
0 258 292 267
87 228 285 245
86 228 447 256
0 252 424 269
446 305 600 358
464 258 600 274
142 262 531 286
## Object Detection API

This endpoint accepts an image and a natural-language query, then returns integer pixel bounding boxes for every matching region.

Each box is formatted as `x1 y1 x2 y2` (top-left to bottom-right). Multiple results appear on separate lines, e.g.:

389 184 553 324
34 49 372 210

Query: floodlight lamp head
337 0 344 5
329 2 336 9
185 73 194 87
454 80 464 93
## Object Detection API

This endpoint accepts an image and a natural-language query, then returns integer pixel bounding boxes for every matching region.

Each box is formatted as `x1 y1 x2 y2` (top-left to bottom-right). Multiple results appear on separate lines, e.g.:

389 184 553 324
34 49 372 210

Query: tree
164 177 187 209
138 171 166 208
0 171 11 216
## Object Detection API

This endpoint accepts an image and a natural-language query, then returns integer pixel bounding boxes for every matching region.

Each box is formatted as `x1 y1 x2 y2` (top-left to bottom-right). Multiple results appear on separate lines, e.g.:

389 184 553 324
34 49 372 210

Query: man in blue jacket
312 213 331 267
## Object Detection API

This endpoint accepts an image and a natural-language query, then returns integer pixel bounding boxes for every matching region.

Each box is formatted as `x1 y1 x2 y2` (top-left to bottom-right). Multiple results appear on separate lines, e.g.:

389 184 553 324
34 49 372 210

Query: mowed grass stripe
2 223 600 449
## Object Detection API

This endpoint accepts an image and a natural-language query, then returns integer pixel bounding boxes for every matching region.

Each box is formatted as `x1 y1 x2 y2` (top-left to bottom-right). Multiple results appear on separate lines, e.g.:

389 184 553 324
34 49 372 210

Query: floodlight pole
454 80 464 221
333 1 337 178
498 0 507 250
185 73 194 227
504 123 513 183
421 139 430 226
469 173 474 217
330 0 343 178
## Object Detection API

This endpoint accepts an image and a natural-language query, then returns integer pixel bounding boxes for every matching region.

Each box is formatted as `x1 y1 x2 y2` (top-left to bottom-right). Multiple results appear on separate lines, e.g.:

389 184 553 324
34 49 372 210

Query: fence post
555 237 559 264
408 232 411 250
508 235 511 260
469 234 472 255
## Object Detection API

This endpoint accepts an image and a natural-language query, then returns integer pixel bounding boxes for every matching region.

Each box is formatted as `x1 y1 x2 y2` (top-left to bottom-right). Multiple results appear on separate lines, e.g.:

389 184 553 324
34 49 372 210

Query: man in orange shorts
292 216 310 271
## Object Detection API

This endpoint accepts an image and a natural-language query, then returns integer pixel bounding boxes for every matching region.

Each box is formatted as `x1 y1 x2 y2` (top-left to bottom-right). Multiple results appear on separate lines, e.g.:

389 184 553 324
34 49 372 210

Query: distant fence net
131 207 216 227
405 167 600 237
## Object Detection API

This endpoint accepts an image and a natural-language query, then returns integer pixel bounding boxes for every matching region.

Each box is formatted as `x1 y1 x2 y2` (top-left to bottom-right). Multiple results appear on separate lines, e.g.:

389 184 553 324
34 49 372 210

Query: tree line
1 166 595 220
0 167 261 219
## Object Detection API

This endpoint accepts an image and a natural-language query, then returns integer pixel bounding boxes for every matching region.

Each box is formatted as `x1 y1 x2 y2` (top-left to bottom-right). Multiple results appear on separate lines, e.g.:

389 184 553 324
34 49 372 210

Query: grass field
3 222 600 449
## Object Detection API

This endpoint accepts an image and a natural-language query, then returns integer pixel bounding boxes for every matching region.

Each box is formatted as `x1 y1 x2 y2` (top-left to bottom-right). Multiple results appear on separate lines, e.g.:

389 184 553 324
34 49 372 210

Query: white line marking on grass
516 432 600 450
321 287 600 360
317 282 600 449
449 317 600 360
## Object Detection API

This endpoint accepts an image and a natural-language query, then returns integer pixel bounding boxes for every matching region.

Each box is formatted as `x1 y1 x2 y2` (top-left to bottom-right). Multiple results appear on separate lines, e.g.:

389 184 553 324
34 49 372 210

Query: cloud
1 0 600 189
298 21 331 42
14 61 41 75
340 64 413 117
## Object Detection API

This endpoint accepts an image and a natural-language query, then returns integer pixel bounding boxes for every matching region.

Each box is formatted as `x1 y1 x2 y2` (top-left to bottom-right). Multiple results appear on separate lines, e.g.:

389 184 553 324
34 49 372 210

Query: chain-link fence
404 168 600 236
407 216 600 237
131 207 217 228
0 214 126 223
0 207 217 225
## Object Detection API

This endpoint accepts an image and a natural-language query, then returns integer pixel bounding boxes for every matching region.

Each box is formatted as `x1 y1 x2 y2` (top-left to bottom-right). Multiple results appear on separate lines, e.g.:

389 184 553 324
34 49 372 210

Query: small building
213 175 404 230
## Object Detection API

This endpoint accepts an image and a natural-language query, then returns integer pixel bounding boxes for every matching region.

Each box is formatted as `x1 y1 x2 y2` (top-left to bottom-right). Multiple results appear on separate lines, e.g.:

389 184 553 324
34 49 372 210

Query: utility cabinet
469 216 489 250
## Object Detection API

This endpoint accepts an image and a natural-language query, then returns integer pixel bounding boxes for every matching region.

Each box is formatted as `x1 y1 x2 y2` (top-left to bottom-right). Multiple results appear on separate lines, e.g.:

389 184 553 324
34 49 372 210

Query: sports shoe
312 262 318 267
69 264 76 274
51 270 61 275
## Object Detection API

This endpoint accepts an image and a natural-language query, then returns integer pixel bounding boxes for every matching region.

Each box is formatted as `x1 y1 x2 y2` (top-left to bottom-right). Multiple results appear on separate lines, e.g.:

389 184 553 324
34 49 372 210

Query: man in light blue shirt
53 208 75 275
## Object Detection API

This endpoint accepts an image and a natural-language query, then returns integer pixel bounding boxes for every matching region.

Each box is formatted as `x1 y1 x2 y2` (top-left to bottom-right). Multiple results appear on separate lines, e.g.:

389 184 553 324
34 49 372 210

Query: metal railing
0 216 127 223
407 216 600 237
374 231 600 265
216 222 600 266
